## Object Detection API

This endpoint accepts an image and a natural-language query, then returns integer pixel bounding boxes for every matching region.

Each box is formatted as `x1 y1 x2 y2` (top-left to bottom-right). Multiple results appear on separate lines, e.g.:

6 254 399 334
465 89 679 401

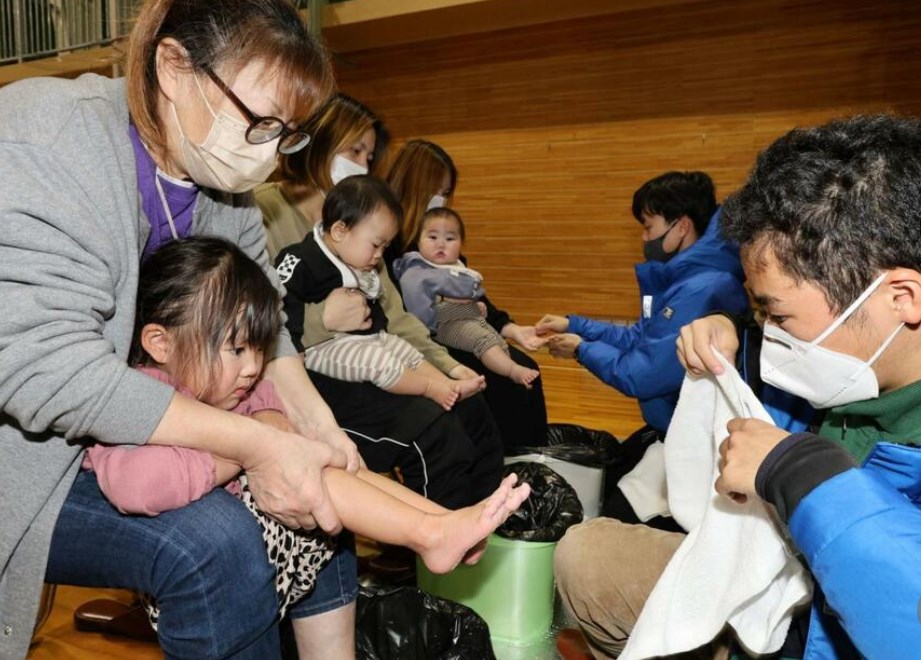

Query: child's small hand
503 324 548 351
477 301 488 317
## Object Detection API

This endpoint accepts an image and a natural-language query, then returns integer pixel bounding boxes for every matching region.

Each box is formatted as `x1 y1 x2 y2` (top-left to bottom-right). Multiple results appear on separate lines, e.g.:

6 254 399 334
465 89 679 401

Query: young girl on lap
82 237 529 654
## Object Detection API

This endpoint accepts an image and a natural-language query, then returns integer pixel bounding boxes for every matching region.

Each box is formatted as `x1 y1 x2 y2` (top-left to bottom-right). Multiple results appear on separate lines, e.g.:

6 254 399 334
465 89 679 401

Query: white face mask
330 154 368 186
171 75 278 193
760 273 904 409
426 194 447 211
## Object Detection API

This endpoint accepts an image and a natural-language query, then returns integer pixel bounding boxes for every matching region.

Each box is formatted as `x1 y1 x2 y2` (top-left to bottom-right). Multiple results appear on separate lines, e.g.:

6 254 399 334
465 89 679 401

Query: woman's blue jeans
45 470 357 659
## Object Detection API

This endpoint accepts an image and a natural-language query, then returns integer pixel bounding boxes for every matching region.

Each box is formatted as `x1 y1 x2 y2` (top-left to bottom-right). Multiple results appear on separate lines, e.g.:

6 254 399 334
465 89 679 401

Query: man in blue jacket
537 171 750 435
558 115 921 659
538 172 749 529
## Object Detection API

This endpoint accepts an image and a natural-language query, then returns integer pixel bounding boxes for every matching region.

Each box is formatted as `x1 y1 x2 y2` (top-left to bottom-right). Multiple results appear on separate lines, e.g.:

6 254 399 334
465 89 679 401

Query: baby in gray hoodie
394 207 540 388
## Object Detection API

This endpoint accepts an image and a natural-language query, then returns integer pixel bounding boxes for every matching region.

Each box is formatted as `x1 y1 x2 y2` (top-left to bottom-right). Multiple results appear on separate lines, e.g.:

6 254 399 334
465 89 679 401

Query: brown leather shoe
73 599 158 642
556 627 594 660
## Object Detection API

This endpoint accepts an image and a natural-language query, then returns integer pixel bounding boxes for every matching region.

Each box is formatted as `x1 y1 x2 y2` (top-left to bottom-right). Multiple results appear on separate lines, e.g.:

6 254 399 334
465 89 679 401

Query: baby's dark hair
321 174 403 232
131 237 281 394
422 207 465 241
632 171 717 236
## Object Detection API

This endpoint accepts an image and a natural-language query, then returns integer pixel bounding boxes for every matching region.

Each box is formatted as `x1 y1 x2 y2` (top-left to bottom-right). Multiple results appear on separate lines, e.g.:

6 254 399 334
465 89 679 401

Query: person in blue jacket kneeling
537 171 749 435
537 171 749 527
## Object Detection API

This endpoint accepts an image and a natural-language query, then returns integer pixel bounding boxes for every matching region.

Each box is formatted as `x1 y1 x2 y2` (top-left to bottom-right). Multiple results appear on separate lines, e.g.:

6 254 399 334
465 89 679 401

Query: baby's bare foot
508 365 540 389
417 473 531 574
424 379 459 410
453 375 486 401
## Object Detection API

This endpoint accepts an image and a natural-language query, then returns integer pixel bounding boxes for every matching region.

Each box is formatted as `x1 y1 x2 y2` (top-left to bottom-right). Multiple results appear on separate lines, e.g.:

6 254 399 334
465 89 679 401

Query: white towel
617 441 669 522
621 354 812 659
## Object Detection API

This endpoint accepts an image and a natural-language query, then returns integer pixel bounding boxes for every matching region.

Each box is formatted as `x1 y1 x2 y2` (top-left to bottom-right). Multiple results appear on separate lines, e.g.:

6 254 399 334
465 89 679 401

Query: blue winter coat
569 209 749 431
788 442 921 658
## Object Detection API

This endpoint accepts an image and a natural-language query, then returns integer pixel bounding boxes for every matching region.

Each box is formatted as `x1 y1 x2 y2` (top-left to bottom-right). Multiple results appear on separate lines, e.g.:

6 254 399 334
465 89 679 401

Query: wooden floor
534 348 644 440
28 587 162 660
27 349 639 659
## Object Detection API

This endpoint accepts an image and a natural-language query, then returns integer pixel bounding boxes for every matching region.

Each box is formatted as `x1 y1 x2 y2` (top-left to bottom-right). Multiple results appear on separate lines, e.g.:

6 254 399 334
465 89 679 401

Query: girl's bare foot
416 473 531 574
452 375 486 401
424 378 459 410
508 364 540 389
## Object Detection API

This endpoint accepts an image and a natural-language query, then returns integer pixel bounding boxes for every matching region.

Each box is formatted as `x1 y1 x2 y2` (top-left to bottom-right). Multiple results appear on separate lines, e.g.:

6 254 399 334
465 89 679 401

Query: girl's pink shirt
82 366 285 516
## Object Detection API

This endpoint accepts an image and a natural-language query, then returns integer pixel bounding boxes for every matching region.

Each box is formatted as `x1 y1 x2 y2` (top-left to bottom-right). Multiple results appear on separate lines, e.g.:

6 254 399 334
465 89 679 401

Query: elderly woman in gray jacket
0 2 365 659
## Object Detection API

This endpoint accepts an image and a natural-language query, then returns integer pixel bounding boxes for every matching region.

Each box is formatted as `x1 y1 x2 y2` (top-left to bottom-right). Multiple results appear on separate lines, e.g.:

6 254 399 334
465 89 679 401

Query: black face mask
642 221 680 263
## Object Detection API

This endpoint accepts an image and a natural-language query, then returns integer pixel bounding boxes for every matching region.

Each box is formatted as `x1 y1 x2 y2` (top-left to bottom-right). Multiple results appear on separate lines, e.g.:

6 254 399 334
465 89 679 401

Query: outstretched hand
535 314 569 336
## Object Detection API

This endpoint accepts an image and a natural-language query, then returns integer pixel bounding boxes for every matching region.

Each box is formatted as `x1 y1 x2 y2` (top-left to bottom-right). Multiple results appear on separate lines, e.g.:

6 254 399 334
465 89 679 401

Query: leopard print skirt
144 474 337 628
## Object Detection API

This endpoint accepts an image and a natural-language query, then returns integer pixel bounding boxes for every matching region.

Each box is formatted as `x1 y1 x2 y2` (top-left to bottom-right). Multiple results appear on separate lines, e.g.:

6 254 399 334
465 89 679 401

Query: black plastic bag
498 462 583 542
355 586 496 660
510 422 621 467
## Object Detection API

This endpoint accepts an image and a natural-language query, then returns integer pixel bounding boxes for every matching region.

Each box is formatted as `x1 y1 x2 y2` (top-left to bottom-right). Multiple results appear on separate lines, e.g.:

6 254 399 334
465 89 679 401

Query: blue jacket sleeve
573 274 748 399
568 314 645 352
789 468 921 658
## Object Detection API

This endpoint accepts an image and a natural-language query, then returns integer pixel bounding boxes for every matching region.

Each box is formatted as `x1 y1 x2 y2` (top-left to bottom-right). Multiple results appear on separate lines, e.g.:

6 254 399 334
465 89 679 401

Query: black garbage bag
510 423 621 466
355 586 496 660
498 462 583 542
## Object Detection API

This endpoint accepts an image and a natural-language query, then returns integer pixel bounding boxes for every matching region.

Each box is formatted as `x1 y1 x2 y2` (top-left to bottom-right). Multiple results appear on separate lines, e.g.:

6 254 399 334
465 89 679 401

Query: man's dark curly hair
722 114 921 313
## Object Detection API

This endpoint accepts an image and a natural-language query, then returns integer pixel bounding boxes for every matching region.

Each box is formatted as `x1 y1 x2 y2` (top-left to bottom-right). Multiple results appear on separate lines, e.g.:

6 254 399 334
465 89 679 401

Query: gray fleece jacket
0 74 295 659
392 251 486 331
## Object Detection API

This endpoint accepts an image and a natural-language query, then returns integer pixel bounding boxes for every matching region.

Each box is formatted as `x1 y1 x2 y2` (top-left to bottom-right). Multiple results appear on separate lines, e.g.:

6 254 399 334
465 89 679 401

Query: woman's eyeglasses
203 67 310 155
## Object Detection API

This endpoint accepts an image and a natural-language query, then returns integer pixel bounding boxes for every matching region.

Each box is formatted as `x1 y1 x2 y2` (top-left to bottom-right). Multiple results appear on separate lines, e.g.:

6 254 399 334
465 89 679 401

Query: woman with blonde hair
387 139 550 450
257 93 390 257
0 1 365 657
259 97 504 514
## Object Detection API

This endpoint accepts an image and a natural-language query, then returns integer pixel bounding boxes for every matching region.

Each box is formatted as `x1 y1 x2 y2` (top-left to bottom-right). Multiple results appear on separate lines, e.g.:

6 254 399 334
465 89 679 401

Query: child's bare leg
355 468 448 515
291 602 355 660
324 469 531 575
480 345 541 388
385 362 458 411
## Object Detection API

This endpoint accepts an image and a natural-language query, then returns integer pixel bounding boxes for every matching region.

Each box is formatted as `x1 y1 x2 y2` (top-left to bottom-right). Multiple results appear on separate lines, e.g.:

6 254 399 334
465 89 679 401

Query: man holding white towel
556 114 921 659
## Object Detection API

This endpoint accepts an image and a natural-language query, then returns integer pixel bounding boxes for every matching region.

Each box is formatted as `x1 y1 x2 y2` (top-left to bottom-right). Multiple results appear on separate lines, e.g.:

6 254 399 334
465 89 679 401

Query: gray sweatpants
434 301 507 359
303 331 424 390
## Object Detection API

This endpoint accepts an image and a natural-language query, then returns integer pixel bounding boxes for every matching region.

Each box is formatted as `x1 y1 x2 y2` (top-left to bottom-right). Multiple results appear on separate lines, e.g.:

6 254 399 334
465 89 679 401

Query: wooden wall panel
334 0 921 434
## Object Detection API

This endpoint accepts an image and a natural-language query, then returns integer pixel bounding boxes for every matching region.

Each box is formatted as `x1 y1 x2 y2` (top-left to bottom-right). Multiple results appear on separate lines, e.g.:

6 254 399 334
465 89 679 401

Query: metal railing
0 0 141 65
0 0 334 66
